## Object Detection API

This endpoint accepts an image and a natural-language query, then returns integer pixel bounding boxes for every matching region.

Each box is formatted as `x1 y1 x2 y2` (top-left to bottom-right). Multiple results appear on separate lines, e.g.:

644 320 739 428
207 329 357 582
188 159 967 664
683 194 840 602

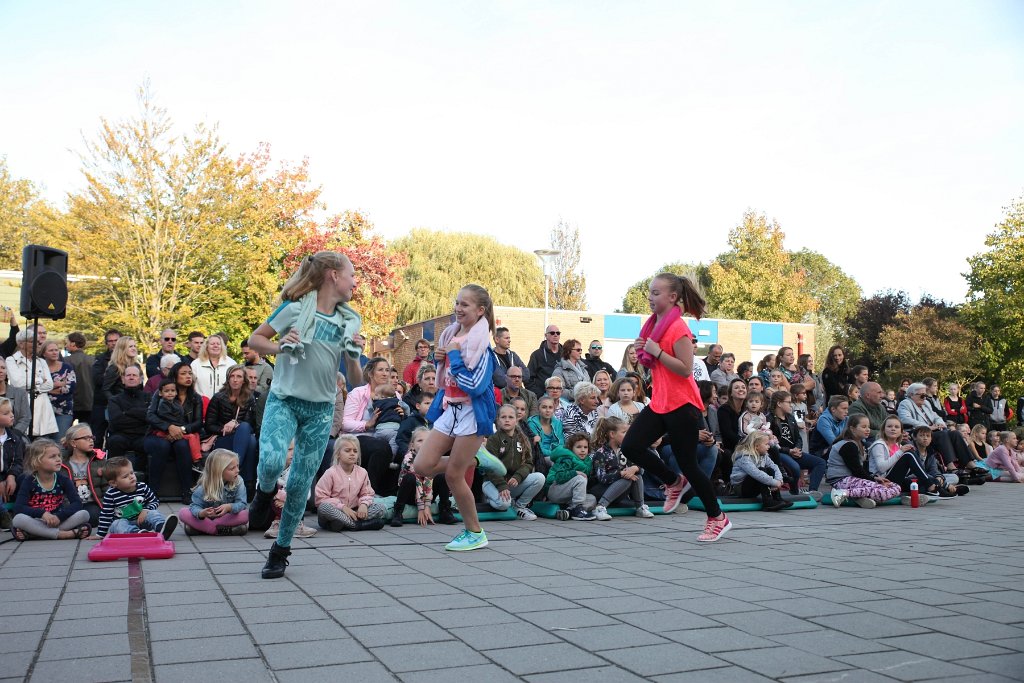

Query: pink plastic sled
88 532 175 562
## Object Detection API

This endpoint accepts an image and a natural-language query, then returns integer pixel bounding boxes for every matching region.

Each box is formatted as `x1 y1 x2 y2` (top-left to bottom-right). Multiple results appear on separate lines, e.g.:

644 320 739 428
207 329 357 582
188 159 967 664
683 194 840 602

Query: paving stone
652 666 778 682
0 630 43 654
910 615 1024 641
525 665 650 682
371 640 487 673
31 654 131 683
554 623 670 650
147 601 237 622
260 637 373 669
485 642 605 675
236 603 327 624
349 620 454 648
836 651 982 681
447 623 562 650
519 607 619 629
46 615 126 639
40 632 129 659
149 616 244 641
770 629 896 657
718 646 852 679
604 642 727 675
330 603 422 626
151 635 259 665
664 626 779 652
810 612 932 639
878 632 1013 659
421 605 521 628
713 609 821 636
155 658 274 683
780 669 903 683
246 618 349 645
274 661 397 683
2 651 33 679
956 652 1024 678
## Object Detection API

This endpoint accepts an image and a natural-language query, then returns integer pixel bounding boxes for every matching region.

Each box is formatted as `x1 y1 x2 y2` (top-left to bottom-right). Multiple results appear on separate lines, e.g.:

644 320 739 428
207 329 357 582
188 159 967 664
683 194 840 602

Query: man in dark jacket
526 326 562 397
582 339 615 380
493 327 530 383
105 365 151 469
89 329 121 448
966 382 993 428
64 332 95 425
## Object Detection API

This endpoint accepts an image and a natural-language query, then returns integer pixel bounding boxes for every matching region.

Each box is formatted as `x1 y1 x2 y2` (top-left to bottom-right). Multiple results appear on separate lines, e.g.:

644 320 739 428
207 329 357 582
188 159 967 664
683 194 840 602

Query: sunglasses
547 331 561 336
163 337 176 342
590 345 602 350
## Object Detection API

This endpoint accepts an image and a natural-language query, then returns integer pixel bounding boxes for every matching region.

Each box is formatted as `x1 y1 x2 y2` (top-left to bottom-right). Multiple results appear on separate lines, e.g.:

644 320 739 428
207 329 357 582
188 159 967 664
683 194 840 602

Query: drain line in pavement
127 558 153 683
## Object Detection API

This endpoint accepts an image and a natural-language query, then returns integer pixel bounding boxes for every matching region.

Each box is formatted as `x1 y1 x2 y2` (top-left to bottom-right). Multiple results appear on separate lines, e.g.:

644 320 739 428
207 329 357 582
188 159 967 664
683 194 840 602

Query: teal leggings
257 393 333 547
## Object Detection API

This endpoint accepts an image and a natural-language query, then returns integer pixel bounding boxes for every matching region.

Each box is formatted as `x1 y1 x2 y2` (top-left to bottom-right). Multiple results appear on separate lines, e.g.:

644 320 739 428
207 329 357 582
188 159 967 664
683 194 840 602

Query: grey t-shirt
267 301 348 404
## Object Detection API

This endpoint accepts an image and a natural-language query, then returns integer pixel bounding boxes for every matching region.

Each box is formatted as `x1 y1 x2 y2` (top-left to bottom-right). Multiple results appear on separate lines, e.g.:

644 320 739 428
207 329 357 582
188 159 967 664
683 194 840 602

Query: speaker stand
28 316 39 439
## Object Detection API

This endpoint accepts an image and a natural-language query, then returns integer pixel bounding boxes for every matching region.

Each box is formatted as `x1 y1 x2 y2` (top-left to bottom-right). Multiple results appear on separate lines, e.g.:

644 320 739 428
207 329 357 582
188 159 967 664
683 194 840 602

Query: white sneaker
635 504 654 519
263 520 280 539
514 505 537 521
831 489 848 508
593 505 612 521
854 497 877 509
294 523 318 538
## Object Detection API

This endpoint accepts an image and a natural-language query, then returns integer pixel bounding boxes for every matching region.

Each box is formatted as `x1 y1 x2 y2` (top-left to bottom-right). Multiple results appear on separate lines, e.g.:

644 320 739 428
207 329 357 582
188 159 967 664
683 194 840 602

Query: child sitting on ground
11 439 91 540
391 427 456 527
545 432 596 521
394 391 433 468
606 377 645 424
371 383 407 455
730 432 792 511
908 426 968 498
266 442 318 539
179 448 249 535
315 435 387 531
986 431 1024 482
95 456 177 539
482 404 545 520
590 416 653 520
0 397 26 529
527 396 564 473
60 424 106 527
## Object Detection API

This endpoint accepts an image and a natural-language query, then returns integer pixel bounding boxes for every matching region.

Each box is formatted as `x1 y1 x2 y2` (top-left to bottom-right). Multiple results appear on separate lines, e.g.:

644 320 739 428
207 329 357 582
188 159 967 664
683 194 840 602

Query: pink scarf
636 306 681 369
435 316 491 391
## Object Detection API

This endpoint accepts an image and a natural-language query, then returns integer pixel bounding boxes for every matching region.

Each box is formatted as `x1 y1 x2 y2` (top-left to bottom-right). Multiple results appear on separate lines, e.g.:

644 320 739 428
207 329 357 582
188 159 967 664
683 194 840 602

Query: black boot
437 507 458 525
261 542 291 579
355 517 387 531
390 508 404 527
248 486 277 531
761 489 786 512
772 488 794 509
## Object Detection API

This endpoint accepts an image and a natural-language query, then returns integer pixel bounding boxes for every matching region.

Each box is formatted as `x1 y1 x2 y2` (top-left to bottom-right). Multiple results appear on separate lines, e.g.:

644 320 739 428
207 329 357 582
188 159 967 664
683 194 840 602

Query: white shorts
432 402 479 438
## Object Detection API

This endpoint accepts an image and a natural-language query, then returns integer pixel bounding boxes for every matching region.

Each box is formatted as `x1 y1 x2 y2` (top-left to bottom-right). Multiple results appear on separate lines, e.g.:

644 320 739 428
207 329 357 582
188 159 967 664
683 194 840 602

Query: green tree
52 87 319 350
706 211 814 321
963 192 1024 400
843 290 912 374
391 229 544 325
548 220 587 310
0 158 60 271
877 306 980 382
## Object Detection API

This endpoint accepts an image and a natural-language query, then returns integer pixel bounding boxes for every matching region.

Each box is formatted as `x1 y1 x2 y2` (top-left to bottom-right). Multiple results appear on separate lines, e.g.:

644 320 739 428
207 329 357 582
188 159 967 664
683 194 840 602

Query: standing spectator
145 328 179 379
64 332 94 426
185 331 205 362
0 362 30 434
241 339 274 397
989 385 1013 432
402 338 432 387
849 365 869 390
756 354 776 387
526 325 563 397
500 367 538 416
704 344 723 375
776 346 799 385
493 327 530 383
0 312 20 359
191 335 235 399
942 383 969 425
42 340 75 438
966 382 993 428
821 345 850 404
89 329 120 447
6 329 58 439
618 342 652 388
582 339 615 380
102 337 142 402
145 354 181 394
552 339 590 398
797 353 823 411
690 338 710 383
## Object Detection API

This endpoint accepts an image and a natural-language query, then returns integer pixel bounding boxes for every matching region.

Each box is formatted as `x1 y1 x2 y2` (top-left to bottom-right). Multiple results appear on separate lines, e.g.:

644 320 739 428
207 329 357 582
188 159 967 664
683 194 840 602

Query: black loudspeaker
20 245 68 320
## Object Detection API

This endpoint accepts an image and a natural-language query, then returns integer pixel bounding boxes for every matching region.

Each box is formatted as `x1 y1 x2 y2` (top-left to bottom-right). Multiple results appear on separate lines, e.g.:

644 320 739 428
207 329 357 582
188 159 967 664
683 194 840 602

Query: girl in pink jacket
986 432 1024 483
314 435 387 530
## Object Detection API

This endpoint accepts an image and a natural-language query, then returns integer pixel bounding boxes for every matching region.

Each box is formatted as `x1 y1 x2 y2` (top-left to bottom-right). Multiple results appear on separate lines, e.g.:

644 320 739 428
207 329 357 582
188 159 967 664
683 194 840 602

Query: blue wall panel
751 322 783 347
604 314 641 339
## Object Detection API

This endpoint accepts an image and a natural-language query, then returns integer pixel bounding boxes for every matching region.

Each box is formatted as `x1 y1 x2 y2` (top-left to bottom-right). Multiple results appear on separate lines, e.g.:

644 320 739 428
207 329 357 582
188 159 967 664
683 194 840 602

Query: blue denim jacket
189 480 248 518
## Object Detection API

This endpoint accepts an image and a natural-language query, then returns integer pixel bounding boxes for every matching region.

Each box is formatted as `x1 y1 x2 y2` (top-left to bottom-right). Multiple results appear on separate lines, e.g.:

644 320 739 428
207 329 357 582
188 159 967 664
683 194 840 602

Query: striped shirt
97 482 159 537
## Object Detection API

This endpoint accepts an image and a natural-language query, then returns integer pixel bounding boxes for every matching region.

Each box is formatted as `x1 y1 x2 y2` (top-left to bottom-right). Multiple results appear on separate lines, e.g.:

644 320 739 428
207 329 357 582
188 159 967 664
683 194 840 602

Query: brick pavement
2 485 1023 682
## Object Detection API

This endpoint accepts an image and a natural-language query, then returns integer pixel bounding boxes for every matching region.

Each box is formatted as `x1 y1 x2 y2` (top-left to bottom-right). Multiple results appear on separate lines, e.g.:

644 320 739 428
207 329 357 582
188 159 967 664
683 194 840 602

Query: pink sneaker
661 476 691 514
697 514 732 543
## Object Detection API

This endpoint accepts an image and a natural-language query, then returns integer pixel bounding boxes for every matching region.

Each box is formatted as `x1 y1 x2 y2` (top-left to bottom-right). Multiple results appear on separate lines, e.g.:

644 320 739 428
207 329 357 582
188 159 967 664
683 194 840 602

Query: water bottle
909 477 919 508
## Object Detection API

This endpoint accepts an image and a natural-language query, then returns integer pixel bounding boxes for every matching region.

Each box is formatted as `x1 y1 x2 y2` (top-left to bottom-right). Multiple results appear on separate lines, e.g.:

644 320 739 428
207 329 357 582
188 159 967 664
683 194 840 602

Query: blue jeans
109 509 166 534
54 413 74 439
144 435 193 500
214 422 258 493
482 472 545 510
695 443 718 479
257 393 333 548
778 451 827 491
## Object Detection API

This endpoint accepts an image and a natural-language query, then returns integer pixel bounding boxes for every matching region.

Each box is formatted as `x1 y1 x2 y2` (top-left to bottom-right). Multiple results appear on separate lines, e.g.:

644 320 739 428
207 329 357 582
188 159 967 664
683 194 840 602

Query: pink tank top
443 333 469 406
649 317 704 414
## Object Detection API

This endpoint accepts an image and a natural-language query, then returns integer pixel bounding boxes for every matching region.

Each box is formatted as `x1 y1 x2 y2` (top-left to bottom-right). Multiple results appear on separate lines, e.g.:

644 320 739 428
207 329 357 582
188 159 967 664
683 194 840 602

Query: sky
1 0 1022 313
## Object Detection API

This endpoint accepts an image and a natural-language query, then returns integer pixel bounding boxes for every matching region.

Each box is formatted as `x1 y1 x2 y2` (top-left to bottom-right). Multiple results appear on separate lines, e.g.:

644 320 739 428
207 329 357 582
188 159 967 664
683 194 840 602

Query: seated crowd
2 318 1022 541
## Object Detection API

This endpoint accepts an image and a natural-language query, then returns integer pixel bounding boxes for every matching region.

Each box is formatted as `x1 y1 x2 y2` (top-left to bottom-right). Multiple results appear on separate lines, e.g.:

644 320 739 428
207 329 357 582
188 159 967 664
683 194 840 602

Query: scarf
280 290 363 364
435 317 491 391
636 305 681 368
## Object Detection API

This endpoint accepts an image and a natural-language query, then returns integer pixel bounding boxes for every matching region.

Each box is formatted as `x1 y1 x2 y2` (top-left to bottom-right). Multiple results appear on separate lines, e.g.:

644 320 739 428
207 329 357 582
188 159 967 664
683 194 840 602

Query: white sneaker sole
697 518 732 542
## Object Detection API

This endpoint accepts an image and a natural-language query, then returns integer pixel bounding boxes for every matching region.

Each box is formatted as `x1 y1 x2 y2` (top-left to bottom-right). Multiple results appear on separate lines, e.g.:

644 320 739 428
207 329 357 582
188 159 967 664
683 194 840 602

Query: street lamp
533 248 561 333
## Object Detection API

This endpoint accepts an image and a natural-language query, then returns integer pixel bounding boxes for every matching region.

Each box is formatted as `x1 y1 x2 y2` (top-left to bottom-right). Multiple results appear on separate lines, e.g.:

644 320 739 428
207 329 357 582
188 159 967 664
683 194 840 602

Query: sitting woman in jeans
205 364 260 496
144 362 204 502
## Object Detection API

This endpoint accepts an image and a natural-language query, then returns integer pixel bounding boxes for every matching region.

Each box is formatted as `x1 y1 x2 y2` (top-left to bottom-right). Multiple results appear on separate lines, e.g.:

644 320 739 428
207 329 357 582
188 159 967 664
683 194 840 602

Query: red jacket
60 449 108 509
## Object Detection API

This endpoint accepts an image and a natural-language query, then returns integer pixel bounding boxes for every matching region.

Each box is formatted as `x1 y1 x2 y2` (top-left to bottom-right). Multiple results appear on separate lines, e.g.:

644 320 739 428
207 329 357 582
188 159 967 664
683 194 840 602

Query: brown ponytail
654 273 706 319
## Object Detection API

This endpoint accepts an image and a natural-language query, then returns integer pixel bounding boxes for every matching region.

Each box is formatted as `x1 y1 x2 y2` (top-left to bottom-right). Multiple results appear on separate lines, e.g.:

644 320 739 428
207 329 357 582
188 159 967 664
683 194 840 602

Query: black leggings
622 403 722 517
739 467 775 498
885 452 943 492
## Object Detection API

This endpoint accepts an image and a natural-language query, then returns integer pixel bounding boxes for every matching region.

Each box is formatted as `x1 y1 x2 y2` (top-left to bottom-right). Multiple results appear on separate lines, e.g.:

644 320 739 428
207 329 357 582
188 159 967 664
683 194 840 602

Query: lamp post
533 249 561 333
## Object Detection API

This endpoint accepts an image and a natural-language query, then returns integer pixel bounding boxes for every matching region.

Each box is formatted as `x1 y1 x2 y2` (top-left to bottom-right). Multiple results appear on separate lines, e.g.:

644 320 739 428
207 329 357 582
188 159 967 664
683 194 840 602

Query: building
386 306 815 375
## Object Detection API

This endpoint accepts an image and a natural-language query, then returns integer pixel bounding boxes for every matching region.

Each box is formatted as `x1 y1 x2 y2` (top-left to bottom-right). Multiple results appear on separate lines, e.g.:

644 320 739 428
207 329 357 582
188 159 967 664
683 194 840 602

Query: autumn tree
963 192 1024 401
620 263 710 314
282 211 408 339
391 229 543 325
790 248 862 363
52 86 320 349
842 290 912 375
548 220 587 310
706 211 815 322
877 306 980 382
0 158 61 271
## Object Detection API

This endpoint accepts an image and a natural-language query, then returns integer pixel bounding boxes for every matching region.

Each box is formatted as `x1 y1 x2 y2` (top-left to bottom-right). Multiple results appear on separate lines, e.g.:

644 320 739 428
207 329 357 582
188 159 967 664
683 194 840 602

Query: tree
391 229 544 325
706 211 815 321
842 290 912 375
548 220 587 310
282 211 408 339
790 249 862 332
877 306 980 382
0 158 60 271
52 86 319 350
620 262 709 314
963 192 1024 402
